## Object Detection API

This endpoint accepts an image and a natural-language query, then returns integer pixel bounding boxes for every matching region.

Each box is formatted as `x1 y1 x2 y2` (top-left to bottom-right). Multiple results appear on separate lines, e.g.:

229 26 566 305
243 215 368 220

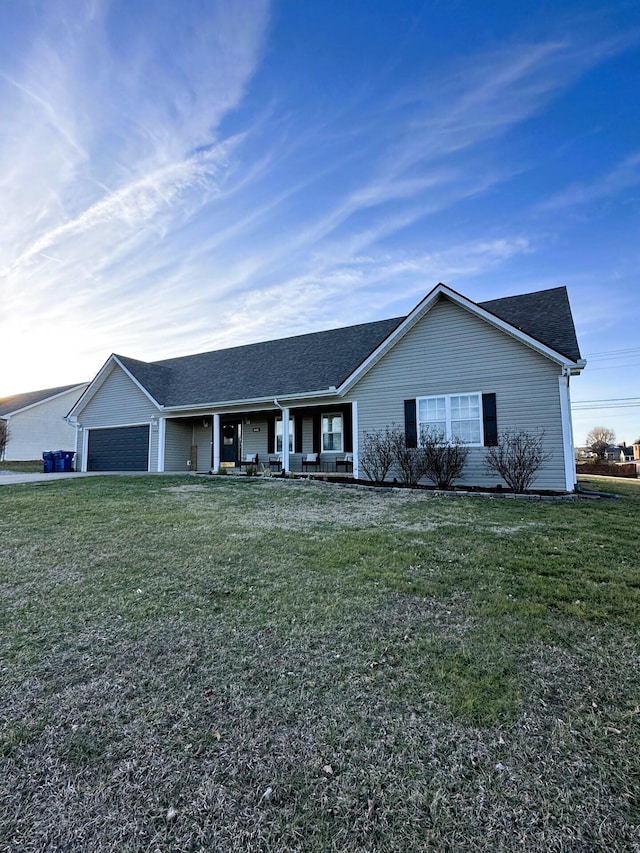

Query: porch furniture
335 453 353 473
301 452 320 472
267 455 282 472
239 453 259 468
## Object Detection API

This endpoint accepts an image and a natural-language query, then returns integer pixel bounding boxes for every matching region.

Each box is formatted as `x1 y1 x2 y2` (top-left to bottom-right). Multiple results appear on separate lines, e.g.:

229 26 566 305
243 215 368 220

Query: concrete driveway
0 471 97 485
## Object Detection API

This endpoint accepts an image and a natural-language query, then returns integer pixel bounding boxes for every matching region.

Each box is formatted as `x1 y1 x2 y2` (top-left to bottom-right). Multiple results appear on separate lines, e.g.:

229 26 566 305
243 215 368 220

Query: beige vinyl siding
241 419 269 463
77 365 160 471
79 365 159 426
165 420 193 472
347 296 568 490
191 420 212 472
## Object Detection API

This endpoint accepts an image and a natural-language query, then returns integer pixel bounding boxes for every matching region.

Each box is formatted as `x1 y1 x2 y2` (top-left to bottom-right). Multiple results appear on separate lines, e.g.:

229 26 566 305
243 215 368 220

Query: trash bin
53 451 75 472
43 451 55 473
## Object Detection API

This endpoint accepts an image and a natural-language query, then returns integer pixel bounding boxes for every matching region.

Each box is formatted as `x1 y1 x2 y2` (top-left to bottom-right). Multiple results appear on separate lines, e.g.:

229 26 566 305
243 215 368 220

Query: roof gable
337 284 583 394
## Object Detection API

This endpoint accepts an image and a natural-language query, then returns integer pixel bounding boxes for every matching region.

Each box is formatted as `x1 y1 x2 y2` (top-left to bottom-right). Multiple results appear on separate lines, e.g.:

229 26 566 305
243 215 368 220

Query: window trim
321 412 343 453
416 392 484 446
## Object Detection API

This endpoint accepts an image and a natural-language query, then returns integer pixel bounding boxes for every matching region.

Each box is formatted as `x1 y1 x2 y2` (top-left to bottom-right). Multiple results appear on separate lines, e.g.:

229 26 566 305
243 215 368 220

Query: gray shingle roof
0 384 87 417
116 286 581 408
479 286 581 362
118 317 403 407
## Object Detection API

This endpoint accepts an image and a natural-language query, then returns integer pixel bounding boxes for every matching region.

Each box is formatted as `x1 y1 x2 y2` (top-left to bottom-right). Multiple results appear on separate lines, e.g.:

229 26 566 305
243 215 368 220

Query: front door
221 422 240 465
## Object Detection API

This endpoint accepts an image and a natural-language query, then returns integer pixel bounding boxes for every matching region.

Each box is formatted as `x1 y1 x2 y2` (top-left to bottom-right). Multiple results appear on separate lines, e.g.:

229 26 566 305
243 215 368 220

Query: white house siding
346 296 569 491
76 365 160 471
3 387 86 461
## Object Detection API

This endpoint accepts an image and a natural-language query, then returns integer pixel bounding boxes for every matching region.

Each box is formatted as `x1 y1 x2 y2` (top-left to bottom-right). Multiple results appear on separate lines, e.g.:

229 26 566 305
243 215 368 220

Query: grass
0 474 639 851
0 459 43 473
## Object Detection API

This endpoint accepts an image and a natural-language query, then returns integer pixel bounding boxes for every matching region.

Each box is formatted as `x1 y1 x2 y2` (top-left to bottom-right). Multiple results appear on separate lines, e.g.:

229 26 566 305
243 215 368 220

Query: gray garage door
87 426 150 471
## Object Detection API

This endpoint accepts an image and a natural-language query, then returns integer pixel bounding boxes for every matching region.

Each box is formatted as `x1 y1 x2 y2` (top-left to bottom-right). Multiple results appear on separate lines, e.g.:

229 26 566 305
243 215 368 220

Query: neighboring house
68 283 586 491
0 383 89 461
605 445 635 463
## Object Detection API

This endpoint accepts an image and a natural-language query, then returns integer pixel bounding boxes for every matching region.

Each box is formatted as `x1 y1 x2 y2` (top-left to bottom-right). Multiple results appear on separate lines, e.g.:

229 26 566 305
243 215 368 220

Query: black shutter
267 416 275 453
343 405 353 453
482 393 498 446
404 399 417 448
312 412 322 454
294 416 303 454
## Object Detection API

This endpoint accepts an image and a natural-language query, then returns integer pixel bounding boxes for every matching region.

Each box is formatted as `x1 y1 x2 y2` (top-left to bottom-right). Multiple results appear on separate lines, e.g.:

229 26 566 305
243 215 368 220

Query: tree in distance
585 426 616 460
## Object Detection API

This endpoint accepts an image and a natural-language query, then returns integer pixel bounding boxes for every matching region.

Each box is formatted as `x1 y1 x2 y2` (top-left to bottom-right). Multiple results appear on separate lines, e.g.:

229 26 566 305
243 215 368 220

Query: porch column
157 417 166 472
213 414 220 472
282 406 290 472
351 401 359 479
81 427 89 473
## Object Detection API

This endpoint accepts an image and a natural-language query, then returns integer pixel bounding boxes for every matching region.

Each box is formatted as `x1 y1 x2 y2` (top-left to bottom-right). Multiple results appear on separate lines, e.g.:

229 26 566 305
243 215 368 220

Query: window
275 418 294 453
322 413 343 452
417 393 482 445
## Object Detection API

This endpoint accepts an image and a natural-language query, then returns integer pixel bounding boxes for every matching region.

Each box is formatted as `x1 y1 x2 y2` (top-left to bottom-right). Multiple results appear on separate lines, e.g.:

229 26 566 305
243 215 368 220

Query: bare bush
0 420 9 461
359 425 396 483
420 429 470 489
484 429 550 492
389 425 424 486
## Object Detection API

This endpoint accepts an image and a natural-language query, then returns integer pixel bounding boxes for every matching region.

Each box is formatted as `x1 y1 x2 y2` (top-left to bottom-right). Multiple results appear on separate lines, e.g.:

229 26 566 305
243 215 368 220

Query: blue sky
1 0 639 445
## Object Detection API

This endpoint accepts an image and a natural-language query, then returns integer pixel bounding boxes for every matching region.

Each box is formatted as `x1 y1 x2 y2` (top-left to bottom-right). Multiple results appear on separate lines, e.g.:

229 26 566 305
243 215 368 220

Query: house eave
1 383 89 419
336 283 583 394
68 355 164 418
161 387 340 414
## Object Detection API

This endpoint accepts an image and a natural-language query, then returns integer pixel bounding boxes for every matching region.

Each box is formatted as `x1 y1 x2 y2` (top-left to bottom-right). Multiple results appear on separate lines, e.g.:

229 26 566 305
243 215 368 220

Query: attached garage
87 425 150 471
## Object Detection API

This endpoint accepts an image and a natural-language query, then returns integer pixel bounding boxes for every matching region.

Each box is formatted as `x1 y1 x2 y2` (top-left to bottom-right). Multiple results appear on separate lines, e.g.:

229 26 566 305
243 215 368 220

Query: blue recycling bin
43 451 55 473
53 451 75 472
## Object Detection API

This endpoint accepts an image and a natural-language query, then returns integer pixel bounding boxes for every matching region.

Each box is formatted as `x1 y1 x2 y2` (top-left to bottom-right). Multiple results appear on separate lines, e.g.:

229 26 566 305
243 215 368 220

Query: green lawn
0 460 43 473
1 475 638 851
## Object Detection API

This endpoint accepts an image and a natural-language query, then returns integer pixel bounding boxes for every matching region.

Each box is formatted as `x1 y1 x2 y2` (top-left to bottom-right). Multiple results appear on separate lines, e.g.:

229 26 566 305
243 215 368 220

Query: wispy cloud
1 2 638 397
538 150 640 211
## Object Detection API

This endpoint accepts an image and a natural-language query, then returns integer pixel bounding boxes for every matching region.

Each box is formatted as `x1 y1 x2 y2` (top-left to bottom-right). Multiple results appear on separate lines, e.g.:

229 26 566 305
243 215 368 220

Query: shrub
389 425 424 486
419 429 470 489
359 425 396 483
0 421 9 461
484 429 550 492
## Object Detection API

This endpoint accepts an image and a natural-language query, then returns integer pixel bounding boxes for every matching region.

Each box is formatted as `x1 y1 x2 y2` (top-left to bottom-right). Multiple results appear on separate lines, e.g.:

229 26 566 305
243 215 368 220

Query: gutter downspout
560 365 577 492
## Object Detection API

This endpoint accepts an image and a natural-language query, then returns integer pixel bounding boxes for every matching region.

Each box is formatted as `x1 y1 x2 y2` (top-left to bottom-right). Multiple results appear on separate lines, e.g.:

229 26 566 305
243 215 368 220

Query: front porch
161 402 357 476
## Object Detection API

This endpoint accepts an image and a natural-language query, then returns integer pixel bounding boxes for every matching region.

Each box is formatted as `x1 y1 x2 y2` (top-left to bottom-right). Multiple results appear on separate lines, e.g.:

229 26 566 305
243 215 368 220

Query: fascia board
336 283 447 394
337 283 581 394
2 383 89 418
111 356 163 409
162 388 338 414
67 355 162 417
67 356 117 417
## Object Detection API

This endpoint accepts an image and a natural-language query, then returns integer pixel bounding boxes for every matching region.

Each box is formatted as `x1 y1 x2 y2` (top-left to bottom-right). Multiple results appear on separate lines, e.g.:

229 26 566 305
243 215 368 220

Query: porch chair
335 453 353 473
267 454 282 472
301 452 320 472
239 453 259 469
